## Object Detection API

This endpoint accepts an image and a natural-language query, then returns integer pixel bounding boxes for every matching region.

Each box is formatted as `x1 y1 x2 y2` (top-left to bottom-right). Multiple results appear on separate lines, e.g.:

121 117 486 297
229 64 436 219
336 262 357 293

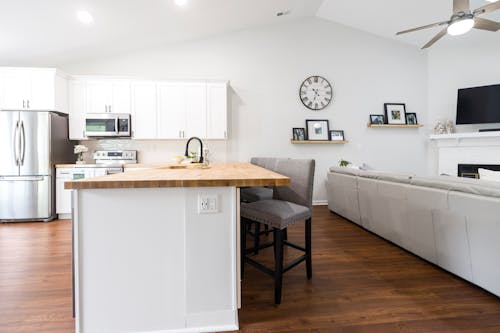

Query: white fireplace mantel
430 132 500 175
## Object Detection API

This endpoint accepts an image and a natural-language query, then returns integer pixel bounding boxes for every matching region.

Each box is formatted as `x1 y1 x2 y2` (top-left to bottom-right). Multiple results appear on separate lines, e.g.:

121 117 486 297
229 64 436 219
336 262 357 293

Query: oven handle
115 117 119 135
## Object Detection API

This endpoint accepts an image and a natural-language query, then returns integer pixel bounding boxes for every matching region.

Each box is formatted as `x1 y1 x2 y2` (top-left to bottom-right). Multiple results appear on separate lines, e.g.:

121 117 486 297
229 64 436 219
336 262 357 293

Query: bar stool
240 158 315 304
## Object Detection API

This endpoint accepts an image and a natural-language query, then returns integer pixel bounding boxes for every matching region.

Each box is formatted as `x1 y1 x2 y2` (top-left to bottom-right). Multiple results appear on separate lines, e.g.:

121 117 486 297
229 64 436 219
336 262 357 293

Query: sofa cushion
329 167 413 184
478 168 500 182
410 176 500 198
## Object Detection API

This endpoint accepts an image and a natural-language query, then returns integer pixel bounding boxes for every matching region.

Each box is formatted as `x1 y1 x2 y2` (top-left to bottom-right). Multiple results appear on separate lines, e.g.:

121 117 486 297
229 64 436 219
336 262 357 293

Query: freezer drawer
0 175 53 221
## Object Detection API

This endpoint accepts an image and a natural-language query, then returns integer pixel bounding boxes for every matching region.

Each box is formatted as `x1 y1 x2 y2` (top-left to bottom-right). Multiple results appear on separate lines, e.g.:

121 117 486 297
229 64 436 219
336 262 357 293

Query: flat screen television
456 84 500 125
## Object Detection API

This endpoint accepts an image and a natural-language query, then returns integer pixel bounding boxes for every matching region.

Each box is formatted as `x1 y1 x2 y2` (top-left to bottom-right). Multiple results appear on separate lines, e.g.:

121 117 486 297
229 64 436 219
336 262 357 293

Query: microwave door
85 117 118 137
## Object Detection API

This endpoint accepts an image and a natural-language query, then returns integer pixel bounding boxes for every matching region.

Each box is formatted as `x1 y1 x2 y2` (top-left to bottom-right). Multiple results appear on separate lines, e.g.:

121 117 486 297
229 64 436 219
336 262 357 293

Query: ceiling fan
396 0 500 49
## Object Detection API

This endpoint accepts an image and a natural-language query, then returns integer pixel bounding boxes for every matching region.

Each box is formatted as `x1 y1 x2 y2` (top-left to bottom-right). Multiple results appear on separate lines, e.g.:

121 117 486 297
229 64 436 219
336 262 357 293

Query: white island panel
74 187 238 333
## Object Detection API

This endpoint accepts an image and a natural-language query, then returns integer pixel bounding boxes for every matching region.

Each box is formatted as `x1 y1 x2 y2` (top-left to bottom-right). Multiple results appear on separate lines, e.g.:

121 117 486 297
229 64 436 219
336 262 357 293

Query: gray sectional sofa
327 167 500 297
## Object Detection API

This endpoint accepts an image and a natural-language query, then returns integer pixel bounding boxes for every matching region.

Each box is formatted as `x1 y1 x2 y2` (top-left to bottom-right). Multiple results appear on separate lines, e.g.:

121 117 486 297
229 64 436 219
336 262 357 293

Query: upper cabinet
68 76 228 141
86 79 131 114
207 82 228 139
0 67 68 112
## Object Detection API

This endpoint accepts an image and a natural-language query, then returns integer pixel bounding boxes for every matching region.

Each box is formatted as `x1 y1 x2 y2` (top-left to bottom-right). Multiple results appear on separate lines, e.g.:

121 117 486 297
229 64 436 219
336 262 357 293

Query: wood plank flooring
1 206 499 333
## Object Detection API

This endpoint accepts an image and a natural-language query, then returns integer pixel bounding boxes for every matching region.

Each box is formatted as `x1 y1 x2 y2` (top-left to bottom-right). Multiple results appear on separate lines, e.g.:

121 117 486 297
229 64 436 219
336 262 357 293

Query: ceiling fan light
447 18 475 36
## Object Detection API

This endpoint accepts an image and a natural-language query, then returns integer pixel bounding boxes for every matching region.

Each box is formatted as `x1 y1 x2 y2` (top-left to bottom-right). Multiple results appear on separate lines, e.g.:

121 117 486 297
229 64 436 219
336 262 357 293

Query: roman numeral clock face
299 76 333 111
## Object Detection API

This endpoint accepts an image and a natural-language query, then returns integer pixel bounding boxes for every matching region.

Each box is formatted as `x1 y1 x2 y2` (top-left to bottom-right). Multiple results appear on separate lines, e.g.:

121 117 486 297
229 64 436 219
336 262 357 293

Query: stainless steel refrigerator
0 111 73 222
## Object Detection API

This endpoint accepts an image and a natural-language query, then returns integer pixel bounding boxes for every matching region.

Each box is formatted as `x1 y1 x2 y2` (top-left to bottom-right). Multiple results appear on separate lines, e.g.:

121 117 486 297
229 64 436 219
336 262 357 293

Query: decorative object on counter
299 75 333 110
329 130 345 141
405 113 418 125
74 145 88 164
305 119 330 140
339 159 351 167
446 120 455 134
433 120 447 134
384 103 406 125
292 128 306 141
201 148 210 169
370 114 385 125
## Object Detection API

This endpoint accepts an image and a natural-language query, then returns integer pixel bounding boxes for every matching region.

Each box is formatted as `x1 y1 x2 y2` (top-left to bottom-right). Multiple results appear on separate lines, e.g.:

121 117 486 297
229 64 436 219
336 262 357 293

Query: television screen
456 84 500 125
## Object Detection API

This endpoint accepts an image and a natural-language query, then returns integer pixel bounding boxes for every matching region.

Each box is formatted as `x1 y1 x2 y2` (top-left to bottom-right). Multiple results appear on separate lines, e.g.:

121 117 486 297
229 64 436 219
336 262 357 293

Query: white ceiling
316 0 500 49
0 0 499 66
0 0 323 66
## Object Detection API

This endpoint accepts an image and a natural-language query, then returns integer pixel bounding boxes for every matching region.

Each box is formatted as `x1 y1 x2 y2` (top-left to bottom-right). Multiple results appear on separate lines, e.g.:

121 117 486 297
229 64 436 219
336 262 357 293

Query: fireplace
457 164 500 178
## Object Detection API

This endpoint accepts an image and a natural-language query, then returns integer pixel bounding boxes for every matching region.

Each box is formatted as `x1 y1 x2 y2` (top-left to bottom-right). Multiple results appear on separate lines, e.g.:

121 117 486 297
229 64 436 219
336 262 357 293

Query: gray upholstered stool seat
240 186 273 203
241 200 311 230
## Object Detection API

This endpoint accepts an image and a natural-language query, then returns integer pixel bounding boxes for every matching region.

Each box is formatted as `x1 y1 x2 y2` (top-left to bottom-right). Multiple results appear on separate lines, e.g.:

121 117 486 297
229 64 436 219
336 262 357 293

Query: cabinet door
56 175 72 215
184 83 207 139
158 83 185 139
0 68 29 109
110 82 131 114
206 82 227 139
87 80 111 113
28 69 56 110
69 80 87 140
131 82 157 139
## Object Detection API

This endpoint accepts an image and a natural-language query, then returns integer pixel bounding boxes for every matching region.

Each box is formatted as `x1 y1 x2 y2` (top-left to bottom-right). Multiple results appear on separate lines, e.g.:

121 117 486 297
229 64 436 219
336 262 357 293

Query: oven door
85 114 131 137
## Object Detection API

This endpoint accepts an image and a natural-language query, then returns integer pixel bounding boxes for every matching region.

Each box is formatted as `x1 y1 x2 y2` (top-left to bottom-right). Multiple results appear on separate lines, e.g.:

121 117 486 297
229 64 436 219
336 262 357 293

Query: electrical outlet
198 195 218 214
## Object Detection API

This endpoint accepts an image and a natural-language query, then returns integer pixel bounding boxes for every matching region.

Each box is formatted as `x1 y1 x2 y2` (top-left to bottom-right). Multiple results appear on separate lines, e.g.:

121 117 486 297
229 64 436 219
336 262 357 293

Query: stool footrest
283 240 306 252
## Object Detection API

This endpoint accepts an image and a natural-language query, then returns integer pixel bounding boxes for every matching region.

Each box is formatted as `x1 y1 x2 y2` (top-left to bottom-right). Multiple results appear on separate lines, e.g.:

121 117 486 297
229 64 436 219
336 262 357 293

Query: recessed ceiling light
77 11 93 24
175 0 188 6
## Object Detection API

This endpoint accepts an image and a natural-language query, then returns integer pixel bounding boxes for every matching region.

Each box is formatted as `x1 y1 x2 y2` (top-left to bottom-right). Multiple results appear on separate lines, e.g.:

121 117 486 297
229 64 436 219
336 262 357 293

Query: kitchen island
65 163 289 333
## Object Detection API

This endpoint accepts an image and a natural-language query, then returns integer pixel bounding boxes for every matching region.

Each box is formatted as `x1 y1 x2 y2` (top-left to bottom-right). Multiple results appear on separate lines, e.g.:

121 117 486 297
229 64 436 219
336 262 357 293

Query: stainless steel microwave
85 113 131 137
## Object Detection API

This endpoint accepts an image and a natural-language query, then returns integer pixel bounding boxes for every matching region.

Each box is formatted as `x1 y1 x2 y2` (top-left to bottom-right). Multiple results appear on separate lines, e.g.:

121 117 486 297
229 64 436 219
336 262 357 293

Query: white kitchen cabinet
207 82 228 139
158 82 186 139
86 80 131 114
131 82 158 139
157 82 208 139
184 83 207 139
69 80 87 140
0 67 68 112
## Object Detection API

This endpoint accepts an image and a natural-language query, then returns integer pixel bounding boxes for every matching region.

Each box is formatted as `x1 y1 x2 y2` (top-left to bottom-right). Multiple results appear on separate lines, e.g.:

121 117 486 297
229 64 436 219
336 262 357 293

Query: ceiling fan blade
474 17 500 31
396 21 449 35
453 0 470 13
422 28 448 49
474 1 500 16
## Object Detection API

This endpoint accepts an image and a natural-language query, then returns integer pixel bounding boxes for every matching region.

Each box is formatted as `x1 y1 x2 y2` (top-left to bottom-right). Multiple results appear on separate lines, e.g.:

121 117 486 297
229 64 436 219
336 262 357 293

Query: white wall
64 17 429 203
427 38 500 174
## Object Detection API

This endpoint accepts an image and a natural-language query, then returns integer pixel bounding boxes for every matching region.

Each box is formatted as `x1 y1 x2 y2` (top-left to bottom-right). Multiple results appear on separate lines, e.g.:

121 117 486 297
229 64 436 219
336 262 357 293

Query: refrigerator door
19 111 51 176
0 175 52 221
0 111 20 176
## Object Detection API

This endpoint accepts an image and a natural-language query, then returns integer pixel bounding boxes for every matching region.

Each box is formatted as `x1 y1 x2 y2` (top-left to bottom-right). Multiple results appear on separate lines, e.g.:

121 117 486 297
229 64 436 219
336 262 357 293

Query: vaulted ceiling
0 0 499 66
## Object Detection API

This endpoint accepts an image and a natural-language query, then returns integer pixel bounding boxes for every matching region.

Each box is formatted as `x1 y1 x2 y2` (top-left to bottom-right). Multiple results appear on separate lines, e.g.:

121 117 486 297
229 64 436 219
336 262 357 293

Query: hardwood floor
1 206 499 333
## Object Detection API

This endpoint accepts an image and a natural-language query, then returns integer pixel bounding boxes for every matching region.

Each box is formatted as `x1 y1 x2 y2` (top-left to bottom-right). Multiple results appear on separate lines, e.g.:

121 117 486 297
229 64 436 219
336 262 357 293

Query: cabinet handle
83 130 86 138
179 131 181 138
23 100 25 109
105 105 107 112
224 131 227 138
109 105 112 113
27 100 30 109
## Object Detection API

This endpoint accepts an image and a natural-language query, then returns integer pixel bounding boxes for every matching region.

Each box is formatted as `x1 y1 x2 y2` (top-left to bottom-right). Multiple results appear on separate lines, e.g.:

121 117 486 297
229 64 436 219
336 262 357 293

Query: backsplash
78 140 229 164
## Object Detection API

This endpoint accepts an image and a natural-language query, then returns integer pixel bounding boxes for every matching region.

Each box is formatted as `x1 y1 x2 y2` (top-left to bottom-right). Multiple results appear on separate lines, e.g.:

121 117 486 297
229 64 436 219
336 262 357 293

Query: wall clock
299 76 333 111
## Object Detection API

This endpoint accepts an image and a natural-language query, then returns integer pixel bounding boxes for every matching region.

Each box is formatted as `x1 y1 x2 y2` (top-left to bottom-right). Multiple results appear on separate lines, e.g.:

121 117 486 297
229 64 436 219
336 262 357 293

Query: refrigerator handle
20 121 26 166
13 120 20 166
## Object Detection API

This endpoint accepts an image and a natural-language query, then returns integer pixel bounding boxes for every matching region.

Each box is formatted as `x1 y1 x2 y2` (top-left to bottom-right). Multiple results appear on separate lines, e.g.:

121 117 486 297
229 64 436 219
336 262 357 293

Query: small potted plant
339 159 351 167
74 144 88 164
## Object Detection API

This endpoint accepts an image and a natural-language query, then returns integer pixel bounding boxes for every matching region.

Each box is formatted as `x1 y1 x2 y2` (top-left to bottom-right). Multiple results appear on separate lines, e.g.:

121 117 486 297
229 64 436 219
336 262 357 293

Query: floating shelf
368 124 423 128
290 140 348 144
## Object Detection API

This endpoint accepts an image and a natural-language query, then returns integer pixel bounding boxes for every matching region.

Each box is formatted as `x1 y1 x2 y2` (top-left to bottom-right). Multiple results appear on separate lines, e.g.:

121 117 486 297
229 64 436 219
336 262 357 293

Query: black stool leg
305 218 312 279
274 228 284 304
241 218 247 279
265 224 270 236
254 222 261 255
283 229 288 241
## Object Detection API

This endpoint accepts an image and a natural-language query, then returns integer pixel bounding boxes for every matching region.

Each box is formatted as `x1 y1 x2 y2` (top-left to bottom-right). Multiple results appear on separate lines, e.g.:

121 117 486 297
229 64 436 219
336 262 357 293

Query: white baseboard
313 200 328 206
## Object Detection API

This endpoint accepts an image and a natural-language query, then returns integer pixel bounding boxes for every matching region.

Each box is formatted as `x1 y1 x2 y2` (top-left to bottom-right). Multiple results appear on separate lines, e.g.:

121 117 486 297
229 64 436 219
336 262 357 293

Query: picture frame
329 130 345 141
292 128 306 141
384 103 406 125
405 112 418 125
370 114 385 125
305 119 330 141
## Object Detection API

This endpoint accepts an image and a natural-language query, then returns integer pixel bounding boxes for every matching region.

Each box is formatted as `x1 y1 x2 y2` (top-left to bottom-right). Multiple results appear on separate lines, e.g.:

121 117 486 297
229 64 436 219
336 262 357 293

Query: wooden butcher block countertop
65 162 290 190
